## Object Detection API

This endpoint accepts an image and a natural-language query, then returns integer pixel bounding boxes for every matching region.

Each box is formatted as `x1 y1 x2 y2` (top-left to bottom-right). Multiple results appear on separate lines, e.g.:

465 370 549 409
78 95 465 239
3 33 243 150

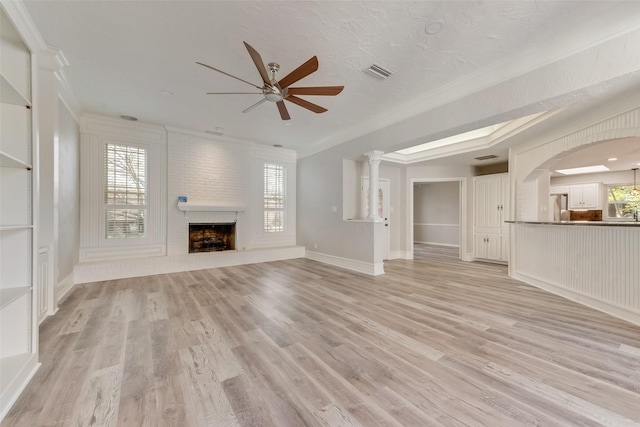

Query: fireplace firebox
189 223 236 253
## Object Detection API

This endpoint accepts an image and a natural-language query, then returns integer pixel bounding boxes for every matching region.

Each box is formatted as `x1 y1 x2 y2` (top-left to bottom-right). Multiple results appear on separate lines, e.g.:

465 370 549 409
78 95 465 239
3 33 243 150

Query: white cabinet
0 4 39 420
568 183 600 209
474 173 509 262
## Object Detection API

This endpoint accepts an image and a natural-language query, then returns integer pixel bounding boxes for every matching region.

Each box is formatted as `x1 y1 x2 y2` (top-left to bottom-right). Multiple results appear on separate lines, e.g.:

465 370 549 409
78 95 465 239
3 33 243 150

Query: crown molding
0 0 47 52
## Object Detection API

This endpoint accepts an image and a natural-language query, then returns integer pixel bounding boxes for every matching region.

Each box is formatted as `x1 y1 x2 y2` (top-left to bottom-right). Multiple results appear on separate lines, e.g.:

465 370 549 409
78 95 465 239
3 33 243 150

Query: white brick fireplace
74 117 302 283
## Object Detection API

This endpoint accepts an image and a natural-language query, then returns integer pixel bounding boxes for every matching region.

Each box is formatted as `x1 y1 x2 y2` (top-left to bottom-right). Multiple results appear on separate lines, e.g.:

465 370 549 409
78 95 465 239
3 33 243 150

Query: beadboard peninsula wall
509 100 640 326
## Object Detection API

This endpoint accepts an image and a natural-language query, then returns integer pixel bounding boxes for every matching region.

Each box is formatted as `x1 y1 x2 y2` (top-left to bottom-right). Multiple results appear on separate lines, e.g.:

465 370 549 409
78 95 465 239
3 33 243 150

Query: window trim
79 115 167 263
605 183 640 221
264 162 286 233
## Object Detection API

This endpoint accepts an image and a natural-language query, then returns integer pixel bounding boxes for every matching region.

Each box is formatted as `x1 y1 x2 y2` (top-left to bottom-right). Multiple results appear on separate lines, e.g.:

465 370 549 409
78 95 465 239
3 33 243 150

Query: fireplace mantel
177 202 246 212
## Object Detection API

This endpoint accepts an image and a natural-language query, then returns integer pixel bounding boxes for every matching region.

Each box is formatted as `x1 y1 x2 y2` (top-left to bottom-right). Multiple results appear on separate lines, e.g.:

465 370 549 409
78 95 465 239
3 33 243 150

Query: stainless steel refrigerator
550 194 569 221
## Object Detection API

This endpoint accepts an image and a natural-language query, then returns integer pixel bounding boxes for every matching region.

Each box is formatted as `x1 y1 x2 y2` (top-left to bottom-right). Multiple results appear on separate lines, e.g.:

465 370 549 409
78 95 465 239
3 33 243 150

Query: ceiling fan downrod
264 62 284 102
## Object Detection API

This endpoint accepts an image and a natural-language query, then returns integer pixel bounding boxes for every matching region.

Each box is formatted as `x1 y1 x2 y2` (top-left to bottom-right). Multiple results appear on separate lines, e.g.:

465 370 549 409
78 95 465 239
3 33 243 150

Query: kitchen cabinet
568 183 600 209
0 4 39 420
474 173 509 262
475 232 502 260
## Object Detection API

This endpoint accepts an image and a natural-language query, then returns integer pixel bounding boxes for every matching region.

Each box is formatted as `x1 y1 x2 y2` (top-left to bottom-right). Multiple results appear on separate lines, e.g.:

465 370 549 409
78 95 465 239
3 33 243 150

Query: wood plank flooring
4 251 640 426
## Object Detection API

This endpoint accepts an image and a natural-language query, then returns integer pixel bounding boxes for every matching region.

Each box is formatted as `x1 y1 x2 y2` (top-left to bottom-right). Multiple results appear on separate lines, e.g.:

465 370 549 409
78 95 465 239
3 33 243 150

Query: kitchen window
606 184 639 220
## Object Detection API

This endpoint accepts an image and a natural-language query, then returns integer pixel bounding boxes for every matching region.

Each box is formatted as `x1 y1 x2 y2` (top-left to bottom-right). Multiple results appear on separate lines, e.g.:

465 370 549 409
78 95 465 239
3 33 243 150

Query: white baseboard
306 250 384 276
56 273 75 304
74 246 305 284
512 271 640 327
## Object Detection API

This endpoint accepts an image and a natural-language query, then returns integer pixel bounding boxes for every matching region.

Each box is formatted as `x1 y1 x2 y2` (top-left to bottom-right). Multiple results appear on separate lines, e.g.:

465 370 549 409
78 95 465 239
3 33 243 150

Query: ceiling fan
197 42 343 120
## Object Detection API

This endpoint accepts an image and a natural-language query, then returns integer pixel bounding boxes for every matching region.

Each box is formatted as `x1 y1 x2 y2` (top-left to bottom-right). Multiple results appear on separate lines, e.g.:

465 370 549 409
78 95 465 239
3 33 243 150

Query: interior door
362 178 391 260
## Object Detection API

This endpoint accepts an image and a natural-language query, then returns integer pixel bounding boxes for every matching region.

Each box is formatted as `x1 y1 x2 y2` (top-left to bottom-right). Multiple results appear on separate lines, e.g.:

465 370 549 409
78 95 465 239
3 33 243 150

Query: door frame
408 177 468 261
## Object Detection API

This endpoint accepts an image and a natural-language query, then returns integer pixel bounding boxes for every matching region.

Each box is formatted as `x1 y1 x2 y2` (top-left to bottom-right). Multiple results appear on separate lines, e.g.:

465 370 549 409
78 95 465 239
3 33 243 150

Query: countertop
506 220 640 227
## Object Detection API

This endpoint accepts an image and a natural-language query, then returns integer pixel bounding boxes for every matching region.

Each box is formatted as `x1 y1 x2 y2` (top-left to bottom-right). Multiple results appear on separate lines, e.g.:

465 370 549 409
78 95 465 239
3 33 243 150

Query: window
607 185 639 220
104 143 147 238
264 163 285 232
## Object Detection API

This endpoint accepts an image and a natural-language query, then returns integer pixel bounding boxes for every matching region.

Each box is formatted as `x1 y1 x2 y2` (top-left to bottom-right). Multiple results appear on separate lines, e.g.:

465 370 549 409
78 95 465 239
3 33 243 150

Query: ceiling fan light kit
198 41 343 120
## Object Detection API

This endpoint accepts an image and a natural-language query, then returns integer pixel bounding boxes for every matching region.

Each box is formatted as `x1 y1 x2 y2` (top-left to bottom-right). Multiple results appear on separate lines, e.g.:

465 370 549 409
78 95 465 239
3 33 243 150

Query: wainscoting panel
36 247 49 324
74 246 305 284
512 223 640 325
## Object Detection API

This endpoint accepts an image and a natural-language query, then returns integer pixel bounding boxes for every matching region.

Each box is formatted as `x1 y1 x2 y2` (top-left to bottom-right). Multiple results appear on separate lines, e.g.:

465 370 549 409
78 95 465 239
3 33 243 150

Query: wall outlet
331 206 337 212
314 242 318 249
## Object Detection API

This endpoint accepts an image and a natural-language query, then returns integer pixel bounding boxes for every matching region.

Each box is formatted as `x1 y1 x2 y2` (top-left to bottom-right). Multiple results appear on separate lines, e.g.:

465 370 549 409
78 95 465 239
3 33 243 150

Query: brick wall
167 129 296 255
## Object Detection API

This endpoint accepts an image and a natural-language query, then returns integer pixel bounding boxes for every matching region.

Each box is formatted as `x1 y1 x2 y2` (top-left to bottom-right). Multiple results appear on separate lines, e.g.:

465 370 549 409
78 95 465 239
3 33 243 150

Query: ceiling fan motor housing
264 85 284 102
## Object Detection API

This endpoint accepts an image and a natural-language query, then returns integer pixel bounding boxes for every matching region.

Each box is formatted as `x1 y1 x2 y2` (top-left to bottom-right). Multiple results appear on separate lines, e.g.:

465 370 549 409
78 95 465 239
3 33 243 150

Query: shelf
0 225 32 231
0 352 38 399
177 202 246 212
0 287 30 310
0 74 30 107
0 151 31 169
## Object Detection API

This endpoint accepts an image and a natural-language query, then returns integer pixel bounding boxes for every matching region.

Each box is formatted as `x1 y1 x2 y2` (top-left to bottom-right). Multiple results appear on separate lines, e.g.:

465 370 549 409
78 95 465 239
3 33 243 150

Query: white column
36 47 67 318
365 150 384 220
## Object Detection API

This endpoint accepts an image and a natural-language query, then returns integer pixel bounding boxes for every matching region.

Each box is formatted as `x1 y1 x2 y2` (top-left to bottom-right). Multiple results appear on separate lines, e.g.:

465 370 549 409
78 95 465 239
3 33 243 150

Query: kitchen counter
505 220 640 226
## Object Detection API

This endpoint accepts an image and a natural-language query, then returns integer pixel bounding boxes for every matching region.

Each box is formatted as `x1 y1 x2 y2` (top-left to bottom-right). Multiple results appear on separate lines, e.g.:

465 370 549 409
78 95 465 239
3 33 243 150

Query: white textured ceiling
22 0 640 154
550 138 640 175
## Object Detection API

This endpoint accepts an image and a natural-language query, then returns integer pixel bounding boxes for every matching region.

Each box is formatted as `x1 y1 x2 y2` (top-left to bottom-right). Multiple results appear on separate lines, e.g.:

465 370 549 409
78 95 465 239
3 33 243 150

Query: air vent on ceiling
474 154 499 161
364 63 394 80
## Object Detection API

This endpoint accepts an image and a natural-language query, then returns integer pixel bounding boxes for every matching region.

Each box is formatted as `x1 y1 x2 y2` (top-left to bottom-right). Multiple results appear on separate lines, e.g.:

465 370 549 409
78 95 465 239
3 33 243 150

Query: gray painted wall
413 181 459 246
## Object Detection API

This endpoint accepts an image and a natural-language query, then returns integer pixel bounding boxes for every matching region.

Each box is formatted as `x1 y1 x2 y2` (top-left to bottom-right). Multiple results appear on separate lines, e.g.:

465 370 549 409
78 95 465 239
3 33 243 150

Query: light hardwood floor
4 254 640 426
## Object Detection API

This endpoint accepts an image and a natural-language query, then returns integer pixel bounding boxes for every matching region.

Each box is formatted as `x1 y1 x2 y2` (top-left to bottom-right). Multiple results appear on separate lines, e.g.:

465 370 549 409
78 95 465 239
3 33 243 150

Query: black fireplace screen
189 223 236 253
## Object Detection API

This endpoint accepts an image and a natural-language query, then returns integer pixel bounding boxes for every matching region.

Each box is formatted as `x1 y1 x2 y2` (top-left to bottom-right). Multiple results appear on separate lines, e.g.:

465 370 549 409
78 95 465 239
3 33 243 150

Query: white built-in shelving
0 150 31 169
0 3 40 421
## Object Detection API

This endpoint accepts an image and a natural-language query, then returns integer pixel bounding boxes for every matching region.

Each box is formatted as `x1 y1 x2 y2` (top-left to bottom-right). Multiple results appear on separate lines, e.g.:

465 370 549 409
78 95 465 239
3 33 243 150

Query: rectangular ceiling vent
364 63 394 80
474 154 499 161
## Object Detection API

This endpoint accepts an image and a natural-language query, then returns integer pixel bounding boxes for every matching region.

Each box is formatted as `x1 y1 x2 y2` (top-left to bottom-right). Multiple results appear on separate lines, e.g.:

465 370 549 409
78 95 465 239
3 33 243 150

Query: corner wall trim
56 273 75 305
306 250 384 276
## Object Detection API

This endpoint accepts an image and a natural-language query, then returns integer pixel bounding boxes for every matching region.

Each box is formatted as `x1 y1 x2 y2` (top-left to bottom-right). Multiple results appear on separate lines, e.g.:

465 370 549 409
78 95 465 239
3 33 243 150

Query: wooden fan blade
286 86 344 96
278 56 319 89
243 42 270 85
196 62 261 89
243 98 267 113
276 101 291 120
285 95 327 113
207 92 262 95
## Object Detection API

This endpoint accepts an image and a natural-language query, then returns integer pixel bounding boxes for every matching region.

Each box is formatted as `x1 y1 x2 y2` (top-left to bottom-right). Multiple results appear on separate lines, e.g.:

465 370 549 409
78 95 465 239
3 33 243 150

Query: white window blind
104 143 147 239
264 163 285 232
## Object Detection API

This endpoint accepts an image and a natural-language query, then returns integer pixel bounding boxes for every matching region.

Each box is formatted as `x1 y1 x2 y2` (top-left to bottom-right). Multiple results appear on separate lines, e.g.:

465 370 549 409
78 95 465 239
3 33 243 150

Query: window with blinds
264 163 285 232
104 143 147 239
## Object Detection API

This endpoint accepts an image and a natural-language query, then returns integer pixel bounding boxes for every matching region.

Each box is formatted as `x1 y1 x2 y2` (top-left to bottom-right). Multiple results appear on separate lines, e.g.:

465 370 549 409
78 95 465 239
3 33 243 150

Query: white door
362 178 391 260
474 176 501 228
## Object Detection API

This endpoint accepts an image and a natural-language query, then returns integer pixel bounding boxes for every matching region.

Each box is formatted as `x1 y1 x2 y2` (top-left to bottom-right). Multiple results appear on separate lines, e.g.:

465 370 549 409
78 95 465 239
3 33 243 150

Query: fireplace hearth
189 223 236 253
